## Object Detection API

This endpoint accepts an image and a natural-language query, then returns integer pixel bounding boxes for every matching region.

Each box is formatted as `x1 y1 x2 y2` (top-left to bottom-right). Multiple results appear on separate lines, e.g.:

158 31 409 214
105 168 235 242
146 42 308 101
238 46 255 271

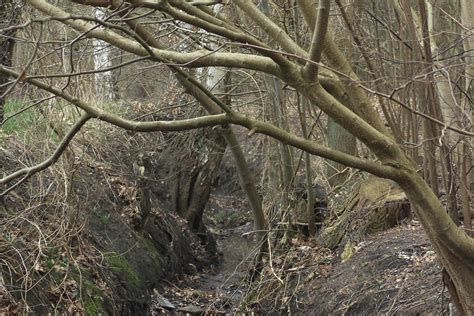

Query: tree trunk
399 172 474 315
92 8 114 100
0 0 19 123
460 0 474 226
185 131 226 231
327 118 357 187
417 0 458 223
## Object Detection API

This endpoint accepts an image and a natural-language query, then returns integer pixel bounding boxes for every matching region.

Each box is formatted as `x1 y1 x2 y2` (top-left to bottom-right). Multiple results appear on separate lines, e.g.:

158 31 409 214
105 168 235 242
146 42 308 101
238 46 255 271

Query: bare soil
295 222 452 315
150 191 453 315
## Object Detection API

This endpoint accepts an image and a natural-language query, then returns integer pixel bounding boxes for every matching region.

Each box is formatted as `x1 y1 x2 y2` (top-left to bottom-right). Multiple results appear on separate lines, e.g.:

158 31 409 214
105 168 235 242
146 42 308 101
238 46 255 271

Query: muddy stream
150 195 257 315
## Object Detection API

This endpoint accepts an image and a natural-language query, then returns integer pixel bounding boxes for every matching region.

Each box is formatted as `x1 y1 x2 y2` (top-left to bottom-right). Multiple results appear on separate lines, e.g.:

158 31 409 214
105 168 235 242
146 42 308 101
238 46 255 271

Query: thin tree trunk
460 143 473 236
320 80 358 187
93 8 114 100
297 95 316 235
460 0 474 223
418 0 458 222
0 0 19 123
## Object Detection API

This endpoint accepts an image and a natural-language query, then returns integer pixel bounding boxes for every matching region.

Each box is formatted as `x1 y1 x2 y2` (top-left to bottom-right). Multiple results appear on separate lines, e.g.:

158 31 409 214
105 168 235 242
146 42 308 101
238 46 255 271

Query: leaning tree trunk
173 66 228 231
296 2 474 311
184 30 228 232
169 127 226 234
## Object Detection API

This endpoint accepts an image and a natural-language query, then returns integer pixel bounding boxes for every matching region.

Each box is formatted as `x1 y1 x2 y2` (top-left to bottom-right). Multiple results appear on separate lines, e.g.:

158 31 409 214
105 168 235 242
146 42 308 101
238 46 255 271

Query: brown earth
309 226 446 314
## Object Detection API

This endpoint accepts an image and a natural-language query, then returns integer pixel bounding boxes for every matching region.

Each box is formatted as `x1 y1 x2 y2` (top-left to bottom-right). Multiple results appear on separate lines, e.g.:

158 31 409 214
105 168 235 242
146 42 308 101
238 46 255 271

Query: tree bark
185 131 226 231
327 118 357 187
0 0 19 123
461 0 474 226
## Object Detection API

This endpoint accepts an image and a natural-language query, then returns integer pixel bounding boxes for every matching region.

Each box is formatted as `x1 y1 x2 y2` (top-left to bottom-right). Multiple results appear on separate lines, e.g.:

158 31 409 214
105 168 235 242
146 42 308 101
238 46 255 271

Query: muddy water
150 223 258 315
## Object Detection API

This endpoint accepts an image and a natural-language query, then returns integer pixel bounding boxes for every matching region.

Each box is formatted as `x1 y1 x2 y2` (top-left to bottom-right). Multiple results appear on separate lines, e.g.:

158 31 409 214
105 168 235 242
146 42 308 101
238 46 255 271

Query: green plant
105 252 140 287
81 278 107 315
216 210 240 228
1 100 42 137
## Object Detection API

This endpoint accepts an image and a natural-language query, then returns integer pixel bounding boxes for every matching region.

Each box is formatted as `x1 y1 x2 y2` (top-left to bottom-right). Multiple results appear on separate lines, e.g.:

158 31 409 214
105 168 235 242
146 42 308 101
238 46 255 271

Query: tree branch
296 0 390 136
0 66 231 132
229 112 400 179
233 0 307 59
0 66 400 181
128 0 295 69
70 0 109 6
1 113 91 196
187 0 221 5
304 0 331 80
169 0 234 30
27 0 282 76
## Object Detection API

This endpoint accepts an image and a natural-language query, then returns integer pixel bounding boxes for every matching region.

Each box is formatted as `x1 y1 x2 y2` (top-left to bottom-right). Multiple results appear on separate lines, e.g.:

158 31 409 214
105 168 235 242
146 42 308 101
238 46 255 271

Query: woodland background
1 0 474 314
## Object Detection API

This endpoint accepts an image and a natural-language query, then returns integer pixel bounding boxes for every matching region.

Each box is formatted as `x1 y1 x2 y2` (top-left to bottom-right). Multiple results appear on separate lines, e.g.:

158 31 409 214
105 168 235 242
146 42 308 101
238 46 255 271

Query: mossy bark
318 178 411 254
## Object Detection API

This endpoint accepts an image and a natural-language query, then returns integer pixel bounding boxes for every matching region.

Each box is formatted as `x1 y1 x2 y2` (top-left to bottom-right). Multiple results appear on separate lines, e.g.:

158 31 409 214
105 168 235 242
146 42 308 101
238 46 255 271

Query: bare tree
1 0 474 312
0 0 20 123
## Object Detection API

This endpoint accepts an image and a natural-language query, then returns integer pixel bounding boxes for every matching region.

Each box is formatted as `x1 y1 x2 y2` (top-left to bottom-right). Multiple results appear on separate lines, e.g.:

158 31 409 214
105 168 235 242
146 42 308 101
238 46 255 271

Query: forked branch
1 113 91 197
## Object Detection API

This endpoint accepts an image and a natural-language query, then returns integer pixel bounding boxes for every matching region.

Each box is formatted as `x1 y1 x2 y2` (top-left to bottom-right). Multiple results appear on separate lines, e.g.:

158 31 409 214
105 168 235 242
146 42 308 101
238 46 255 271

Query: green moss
82 278 107 315
341 240 356 262
83 297 104 315
99 212 110 225
105 252 140 288
141 238 164 271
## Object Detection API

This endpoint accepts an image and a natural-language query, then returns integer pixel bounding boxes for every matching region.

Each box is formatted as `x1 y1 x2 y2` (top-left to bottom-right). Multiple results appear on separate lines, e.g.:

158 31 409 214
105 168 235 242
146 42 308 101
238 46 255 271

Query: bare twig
1 113 91 196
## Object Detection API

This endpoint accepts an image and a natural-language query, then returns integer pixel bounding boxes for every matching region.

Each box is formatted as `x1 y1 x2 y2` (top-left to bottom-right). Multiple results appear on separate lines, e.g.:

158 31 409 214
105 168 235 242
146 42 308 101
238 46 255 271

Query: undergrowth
0 100 137 313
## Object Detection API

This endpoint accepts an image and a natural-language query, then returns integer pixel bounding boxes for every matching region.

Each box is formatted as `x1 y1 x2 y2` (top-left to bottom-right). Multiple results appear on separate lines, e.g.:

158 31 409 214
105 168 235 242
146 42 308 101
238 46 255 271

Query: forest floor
293 222 450 315
149 195 453 315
